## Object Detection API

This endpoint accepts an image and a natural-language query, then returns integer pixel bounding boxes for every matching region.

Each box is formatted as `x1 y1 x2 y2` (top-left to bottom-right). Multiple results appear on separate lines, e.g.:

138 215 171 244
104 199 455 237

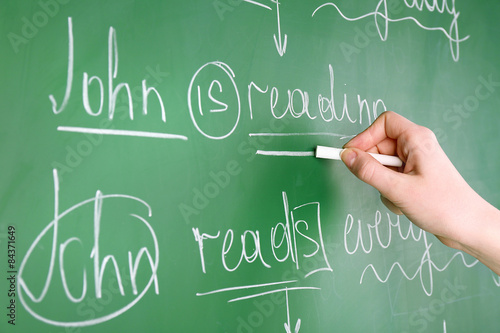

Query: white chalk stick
315 146 403 167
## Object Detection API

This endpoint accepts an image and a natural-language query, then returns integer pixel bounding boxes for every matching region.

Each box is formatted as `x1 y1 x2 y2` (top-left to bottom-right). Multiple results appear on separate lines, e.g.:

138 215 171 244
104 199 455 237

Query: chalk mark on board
228 286 320 302
244 0 287 56
272 0 288 56
57 126 188 141
252 132 354 158
196 279 319 302
196 280 297 296
358 231 479 296
492 274 500 287
249 132 354 140
284 288 301 333
313 0 469 62
49 17 73 114
193 192 332 331
243 0 272 11
198 280 316 333
18 169 159 327
256 150 314 157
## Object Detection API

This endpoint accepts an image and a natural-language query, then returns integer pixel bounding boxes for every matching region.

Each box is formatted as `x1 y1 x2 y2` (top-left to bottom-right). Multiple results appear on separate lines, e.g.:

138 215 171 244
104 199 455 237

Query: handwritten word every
18 169 159 327
344 210 478 296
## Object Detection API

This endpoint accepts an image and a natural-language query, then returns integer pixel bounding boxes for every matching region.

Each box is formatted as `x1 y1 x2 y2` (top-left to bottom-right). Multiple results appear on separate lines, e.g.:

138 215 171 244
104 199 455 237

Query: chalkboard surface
1 1 500 332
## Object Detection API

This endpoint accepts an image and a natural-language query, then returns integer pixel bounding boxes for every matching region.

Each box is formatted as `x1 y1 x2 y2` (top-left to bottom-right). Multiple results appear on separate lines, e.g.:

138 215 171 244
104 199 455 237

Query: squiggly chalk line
313 0 469 62
360 233 478 296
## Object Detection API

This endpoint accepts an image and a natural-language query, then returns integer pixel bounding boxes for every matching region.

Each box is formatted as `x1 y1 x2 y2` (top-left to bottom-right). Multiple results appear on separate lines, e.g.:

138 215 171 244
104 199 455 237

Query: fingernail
340 148 357 168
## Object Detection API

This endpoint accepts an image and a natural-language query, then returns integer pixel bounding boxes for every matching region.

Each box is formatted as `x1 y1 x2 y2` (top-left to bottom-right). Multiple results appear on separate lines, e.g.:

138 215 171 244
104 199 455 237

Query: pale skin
340 111 500 275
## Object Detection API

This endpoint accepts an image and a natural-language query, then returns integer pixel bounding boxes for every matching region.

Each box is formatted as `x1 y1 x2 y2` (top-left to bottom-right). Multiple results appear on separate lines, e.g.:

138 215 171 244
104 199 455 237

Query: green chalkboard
1 1 500 332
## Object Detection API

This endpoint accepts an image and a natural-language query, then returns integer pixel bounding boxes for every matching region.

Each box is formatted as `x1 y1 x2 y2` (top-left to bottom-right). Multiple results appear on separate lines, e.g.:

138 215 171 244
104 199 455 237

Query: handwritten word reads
344 211 478 296
7 0 71 54
193 192 332 277
313 0 469 62
18 170 159 327
6 226 17 325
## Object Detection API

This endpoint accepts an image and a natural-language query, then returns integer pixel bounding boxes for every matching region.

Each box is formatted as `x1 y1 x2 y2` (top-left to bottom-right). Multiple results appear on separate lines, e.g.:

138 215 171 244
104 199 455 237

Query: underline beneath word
196 279 320 303
196 280 297 297
57 126 189 141
249 132 354 140
228 286 321 303
256 150 314 157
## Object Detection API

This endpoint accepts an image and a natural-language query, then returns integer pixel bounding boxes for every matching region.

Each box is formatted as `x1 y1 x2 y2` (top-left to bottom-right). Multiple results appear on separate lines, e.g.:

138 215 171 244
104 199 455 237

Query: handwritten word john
18 169 159 327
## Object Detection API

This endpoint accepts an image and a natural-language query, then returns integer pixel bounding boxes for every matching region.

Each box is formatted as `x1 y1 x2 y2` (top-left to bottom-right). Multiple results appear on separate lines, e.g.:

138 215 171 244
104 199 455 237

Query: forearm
454 198 500 275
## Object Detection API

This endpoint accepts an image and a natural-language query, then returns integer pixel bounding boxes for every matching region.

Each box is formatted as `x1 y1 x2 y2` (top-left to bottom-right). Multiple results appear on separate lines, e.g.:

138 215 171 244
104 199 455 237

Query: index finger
343 111 417 151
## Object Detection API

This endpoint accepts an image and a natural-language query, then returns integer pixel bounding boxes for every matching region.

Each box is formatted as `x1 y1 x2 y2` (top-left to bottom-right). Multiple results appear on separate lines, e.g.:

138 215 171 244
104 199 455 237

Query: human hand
340 111 496 255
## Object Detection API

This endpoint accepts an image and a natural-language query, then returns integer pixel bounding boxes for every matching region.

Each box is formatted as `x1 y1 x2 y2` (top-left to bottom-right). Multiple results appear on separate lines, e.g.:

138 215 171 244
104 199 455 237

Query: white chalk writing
18 170 159 327
193 192 332 276
51 18 385 146
313 0 469 61
344 211 478 296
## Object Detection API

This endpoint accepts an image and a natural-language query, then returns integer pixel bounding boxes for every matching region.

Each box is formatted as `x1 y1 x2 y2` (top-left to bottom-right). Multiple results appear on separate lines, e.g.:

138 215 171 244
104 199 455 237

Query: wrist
455 198 500 274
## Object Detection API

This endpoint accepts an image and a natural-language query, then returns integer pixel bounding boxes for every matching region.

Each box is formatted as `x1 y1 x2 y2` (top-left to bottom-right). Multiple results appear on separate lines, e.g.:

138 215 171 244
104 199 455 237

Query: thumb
340 148 402 198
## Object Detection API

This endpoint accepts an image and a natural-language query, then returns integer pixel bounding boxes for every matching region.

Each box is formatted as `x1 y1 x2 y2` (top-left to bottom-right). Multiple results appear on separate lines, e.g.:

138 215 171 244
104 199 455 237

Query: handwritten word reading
193 192 332 277
18 170 159 327
344 210 478 296
313 0 469 62
50 18 386 142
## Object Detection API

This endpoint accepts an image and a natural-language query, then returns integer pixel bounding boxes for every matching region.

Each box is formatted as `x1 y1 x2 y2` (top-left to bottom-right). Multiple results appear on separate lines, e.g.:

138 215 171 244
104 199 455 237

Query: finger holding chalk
315 145 403 167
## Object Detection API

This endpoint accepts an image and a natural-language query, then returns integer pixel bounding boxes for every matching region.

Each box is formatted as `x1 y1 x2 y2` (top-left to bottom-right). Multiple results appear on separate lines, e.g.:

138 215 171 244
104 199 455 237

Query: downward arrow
283 288 301 332
272 0 287 56
284 318 301 333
